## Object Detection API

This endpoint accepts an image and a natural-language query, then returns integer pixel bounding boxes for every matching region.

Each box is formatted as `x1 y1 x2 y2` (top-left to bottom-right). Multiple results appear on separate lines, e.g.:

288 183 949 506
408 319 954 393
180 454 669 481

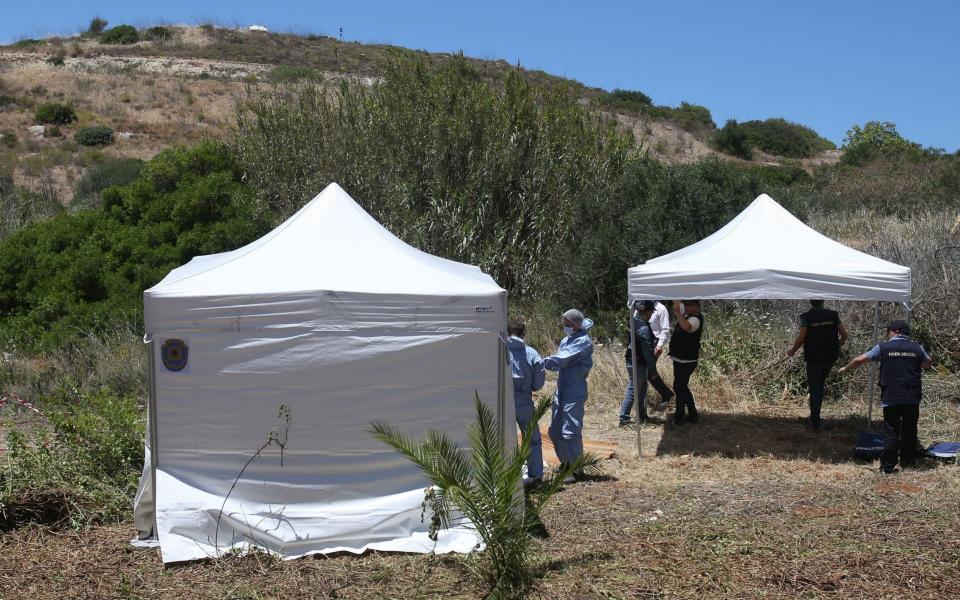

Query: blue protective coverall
508 336 547 480
543 319 594 465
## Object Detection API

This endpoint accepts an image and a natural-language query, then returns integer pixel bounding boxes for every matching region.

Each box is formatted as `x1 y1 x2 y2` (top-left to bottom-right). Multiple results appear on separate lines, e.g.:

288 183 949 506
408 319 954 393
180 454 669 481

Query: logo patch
161 338 189 371
475 306 495 313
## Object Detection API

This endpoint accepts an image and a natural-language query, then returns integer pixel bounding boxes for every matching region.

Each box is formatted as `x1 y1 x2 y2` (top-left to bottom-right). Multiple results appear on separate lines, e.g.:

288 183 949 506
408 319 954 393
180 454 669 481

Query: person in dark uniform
668 300 704 425
839 320 933 473
787 300 848 430
620 300 673 425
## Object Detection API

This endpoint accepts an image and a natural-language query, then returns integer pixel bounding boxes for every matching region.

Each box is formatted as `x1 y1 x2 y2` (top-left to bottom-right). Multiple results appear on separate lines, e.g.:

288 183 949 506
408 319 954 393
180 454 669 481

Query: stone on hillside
27 125 45 137
118 131 136 140
249 25 269 32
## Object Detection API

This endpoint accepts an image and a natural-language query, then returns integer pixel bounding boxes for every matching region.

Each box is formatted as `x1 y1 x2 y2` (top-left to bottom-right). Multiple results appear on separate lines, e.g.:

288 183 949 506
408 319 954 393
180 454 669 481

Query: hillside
0 25 839 203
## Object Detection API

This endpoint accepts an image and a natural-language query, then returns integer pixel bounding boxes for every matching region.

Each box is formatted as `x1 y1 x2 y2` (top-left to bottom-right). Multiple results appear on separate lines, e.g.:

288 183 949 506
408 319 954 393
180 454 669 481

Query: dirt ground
2 350 958 599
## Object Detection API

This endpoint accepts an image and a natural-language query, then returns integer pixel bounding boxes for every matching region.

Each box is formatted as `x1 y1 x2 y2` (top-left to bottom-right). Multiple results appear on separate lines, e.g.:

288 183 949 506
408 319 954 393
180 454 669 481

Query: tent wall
141 326 508 562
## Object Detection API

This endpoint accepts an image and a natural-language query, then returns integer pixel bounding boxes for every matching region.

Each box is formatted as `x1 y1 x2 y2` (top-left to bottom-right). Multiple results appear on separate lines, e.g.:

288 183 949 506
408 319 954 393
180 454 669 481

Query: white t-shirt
649 302 670 350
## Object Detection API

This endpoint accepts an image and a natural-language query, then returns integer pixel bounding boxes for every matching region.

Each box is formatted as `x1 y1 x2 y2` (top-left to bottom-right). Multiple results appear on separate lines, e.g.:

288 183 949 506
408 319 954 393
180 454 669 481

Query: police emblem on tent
161 338 188 371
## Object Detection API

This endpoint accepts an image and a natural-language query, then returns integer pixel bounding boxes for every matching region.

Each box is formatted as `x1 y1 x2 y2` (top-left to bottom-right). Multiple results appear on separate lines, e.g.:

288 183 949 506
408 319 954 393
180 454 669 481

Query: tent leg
866 302 879 429
147 334 159 536
630 308 642 457
497 333 506 448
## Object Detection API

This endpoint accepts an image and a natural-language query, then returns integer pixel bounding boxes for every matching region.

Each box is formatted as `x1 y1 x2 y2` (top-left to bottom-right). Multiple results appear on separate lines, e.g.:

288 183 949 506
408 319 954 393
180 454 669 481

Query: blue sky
4 1 958 151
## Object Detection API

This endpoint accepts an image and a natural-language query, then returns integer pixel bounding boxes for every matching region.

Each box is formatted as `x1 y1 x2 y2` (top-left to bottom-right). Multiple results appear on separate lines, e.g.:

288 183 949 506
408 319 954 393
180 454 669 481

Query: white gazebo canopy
628 194 911 303
136 183 510 563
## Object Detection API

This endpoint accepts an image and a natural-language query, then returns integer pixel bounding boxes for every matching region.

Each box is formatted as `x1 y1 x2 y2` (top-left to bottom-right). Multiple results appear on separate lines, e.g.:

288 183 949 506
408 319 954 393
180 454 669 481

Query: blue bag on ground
853 430 885 460
926 442 960 459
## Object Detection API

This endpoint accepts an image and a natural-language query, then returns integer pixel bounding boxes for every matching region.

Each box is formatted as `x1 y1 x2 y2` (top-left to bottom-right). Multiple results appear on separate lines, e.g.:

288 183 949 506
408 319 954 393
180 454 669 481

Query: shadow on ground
655 412 878 463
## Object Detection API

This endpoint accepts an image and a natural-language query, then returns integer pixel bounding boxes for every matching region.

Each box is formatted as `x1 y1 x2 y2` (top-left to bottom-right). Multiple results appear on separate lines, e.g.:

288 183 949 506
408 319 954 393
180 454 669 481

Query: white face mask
563 326 574 336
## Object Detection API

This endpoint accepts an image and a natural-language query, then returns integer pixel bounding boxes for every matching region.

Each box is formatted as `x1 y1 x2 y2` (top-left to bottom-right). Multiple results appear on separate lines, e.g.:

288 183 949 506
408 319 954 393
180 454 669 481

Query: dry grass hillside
0 25 838 203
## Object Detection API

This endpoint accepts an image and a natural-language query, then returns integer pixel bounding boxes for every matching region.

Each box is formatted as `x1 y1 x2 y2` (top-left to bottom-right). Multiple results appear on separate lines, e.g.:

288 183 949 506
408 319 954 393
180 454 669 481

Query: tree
841 121 921 165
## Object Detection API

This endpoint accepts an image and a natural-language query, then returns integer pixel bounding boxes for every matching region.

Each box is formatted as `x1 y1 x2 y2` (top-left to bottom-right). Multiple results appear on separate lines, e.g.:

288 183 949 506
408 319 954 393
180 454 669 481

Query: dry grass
2 349 959 598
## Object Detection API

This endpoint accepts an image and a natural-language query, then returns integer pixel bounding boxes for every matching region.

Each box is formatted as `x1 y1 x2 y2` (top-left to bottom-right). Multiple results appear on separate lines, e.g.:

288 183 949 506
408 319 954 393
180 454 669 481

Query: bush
75 125 114 147
235 56 631 300
99 25 139 45
1 181 64 239
0 131 15 148
85 17 108 37
72 157 144 210
840 121 923 166
46 52 66 67
598 88 653 113
0 389 143 530
34 102 76 124
0 142 271 351
143 26 171 41
370 395 601 598
266 64 320 83
714 119 836 158
710 119 753 160
44 125 61 138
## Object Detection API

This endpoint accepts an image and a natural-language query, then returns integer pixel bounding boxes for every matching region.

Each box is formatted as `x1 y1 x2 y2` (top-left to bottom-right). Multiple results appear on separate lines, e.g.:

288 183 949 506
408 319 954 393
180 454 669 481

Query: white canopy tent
134 182 511 563
628 194 911 303
626 194 912 450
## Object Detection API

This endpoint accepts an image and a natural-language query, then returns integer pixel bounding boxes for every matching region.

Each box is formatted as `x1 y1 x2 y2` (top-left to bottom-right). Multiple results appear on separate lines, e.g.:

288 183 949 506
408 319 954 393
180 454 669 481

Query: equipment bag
853 430 885 460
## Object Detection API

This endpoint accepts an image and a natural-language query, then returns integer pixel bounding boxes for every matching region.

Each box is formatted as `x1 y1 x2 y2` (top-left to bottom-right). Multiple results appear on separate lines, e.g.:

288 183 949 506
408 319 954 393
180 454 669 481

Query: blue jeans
620 364 648 422
514 398 544 479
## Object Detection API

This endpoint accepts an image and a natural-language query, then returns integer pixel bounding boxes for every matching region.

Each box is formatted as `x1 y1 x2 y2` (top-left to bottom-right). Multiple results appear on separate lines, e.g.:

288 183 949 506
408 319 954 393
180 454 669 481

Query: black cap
633 300 656 312
887 319 910 335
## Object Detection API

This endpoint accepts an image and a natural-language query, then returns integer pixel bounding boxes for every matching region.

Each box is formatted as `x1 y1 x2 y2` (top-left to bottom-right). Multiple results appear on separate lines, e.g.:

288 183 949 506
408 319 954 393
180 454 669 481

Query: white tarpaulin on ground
628 194 911 302
133 182 510 563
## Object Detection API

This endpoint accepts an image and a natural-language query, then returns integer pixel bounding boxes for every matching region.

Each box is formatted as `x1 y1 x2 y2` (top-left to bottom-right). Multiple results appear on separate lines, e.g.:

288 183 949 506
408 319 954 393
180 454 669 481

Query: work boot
686 411 700 425
673 412 684 426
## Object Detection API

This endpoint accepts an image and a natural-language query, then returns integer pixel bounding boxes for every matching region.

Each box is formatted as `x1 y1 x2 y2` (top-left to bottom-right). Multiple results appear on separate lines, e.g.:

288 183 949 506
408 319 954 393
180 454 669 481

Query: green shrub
840 121 923 166
1 181 64 239
0 131 15 148
85 17 108 37
236 56 631 300
34 102 76 124
0 389 143 530
46 52 66 67
598 88 653 113
12 39 42 48
738 118 835 158
370 395 601 599
669 102 716 132
72 157 144 210
266 64 320 83
0 142 271 351
75 125 114 147
44 125 61 137
710 119 753 160
143 26 171 41
99 25 139 45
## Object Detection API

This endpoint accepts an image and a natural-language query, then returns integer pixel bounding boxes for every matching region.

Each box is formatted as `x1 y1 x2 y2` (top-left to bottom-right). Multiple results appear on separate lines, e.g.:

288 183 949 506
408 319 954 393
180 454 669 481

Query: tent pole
866 302 879 429
497 333 506 448
630 307 642 457
146 334 159 536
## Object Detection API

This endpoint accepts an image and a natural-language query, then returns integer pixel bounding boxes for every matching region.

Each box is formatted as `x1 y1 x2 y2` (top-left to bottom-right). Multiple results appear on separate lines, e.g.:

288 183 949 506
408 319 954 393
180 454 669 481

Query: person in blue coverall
507 319 547 483
544 308 594 478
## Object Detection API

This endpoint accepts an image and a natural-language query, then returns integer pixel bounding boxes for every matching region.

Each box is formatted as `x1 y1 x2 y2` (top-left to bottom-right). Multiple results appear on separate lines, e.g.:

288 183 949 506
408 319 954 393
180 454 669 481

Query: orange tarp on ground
520 426 618 467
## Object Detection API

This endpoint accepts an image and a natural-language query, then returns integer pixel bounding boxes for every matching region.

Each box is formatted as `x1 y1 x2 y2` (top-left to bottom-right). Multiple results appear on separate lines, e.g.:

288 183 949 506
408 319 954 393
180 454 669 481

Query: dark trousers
620 362 673 421
672 361 698 420
880 403 920 472
805 360 835 427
